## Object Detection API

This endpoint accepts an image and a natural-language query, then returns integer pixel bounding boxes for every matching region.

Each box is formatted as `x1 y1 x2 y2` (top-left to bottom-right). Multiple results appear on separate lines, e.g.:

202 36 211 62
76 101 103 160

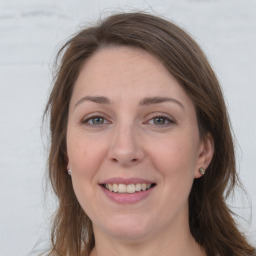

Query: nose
108 123 145 167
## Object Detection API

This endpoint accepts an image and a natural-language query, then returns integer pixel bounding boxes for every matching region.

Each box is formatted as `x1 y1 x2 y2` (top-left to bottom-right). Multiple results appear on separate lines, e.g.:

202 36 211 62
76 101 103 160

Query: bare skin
67 46 213 256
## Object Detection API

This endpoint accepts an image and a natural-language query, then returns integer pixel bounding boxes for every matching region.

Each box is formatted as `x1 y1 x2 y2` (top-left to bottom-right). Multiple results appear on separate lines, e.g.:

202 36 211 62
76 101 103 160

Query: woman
44 12 255 256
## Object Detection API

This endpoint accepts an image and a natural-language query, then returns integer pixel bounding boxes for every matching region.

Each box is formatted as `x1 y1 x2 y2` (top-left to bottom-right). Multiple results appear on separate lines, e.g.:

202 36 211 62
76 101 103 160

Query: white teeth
113 184 118 193
135 184 142 191
127 184 136 193
118 184 127 193
104 183 153 193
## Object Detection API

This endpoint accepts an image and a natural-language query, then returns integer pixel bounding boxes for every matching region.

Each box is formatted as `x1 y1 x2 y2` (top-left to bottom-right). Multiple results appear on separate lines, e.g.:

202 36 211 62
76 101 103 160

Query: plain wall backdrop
0 0 255 255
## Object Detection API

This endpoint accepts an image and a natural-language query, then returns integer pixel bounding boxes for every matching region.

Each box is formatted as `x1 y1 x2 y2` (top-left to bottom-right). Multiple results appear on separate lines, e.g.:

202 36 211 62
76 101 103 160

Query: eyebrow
139 97 184 108
74 95 184 109
74 96 111 109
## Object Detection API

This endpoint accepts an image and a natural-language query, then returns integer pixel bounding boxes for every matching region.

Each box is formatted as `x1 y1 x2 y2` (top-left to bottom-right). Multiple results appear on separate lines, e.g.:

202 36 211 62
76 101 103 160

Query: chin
97 214 154 241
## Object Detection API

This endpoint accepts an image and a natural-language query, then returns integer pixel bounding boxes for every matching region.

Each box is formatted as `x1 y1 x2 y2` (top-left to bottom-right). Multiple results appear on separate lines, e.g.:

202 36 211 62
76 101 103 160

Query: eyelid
144 113 176 127
80 112 175 127
81 112 111 125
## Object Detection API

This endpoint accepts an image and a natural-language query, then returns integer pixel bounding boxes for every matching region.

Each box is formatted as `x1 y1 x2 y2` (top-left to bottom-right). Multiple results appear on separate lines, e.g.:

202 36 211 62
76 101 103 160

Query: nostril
111 157 138 163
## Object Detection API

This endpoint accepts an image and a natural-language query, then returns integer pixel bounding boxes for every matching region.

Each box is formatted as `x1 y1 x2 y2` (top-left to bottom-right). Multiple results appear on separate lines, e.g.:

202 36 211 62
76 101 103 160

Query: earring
67 169 72 175
199 167 205 175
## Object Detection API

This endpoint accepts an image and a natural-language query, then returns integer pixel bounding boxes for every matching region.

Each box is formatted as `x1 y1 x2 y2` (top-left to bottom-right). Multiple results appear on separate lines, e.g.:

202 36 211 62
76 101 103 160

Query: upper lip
100 177 156 185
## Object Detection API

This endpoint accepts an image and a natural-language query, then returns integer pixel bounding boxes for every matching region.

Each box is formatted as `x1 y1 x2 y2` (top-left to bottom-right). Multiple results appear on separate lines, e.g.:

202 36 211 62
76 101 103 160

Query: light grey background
0 0 255 255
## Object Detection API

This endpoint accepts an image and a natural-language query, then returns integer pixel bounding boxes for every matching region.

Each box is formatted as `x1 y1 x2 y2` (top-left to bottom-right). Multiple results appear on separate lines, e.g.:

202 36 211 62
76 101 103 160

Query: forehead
71 46 193 107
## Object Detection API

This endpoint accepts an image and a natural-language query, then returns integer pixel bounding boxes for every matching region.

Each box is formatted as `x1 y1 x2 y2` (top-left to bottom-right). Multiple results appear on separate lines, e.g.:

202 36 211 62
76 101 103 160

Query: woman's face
66 46 213 242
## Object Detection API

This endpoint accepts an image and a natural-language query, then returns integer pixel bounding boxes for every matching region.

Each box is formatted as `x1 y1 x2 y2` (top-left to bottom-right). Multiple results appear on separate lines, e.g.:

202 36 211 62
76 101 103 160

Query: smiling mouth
101 183 156 194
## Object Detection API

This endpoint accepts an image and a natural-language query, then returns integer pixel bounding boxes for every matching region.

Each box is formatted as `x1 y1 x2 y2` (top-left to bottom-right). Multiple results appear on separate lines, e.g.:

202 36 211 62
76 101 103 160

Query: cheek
148 132 199 191
66 139 104 218
66 133 105 201
150 131 198 169
67 131 107 176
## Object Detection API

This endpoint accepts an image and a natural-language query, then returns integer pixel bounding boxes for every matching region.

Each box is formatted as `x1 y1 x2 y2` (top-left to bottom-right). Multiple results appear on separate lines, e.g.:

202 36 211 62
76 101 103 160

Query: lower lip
100 185 155 204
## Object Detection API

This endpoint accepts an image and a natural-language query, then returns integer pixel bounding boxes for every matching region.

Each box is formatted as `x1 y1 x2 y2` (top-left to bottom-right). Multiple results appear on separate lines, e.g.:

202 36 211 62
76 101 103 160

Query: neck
90 219 206 256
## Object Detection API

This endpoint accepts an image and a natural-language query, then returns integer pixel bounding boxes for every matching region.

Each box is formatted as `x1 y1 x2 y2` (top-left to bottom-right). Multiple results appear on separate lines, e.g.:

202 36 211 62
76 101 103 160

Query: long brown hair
44 12 255 256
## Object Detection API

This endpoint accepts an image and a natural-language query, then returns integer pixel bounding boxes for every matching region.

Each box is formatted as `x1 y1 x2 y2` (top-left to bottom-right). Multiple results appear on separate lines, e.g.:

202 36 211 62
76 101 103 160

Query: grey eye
82 114 111 127
91 117 105 125
153 117 167 125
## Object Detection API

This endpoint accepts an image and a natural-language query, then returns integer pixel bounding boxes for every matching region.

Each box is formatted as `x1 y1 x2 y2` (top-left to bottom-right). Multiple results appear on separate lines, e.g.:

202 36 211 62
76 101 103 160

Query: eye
148 115 174 126
82 115 110 126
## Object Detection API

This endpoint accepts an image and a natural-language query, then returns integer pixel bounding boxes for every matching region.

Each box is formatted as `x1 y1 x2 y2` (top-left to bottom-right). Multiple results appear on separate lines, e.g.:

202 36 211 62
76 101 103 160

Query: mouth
101 183 156 194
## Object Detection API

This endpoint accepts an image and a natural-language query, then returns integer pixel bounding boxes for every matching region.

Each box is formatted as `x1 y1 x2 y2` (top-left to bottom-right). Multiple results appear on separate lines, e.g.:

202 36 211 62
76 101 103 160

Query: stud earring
67 169 72 175
199 167 205 175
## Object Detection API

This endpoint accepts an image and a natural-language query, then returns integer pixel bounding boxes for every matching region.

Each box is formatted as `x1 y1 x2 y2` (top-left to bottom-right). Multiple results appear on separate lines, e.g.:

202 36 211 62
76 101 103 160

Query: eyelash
81 114 111 127
147 115 175 127
81 114 175 128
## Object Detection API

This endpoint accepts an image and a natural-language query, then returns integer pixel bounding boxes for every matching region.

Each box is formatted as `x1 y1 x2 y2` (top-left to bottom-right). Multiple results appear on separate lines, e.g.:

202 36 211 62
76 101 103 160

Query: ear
194 133 214 178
